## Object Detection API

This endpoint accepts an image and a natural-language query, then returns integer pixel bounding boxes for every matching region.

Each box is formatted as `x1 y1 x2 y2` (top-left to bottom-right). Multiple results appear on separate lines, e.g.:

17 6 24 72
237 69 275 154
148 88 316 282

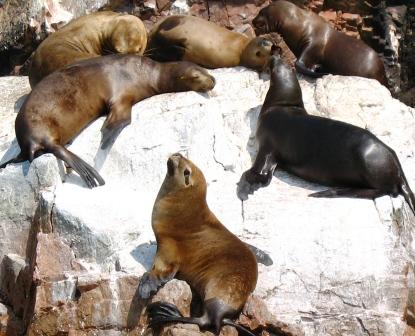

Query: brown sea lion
0 55 215 188
138 153 259 335
29 11 147 87
146 15 274 70
252 1 387 85
237 55 415 215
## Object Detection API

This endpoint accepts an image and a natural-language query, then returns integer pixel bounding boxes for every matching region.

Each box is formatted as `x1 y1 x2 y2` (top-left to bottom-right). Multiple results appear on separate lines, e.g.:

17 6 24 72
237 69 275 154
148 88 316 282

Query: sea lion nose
167 153 184 175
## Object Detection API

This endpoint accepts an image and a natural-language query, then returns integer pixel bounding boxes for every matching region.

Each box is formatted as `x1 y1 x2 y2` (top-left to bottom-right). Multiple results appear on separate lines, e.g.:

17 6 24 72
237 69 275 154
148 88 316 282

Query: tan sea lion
29 11 147 87
138 153 259 335
146 15 274 70
0 55 215 188
237 55 414 216
252 1 387 85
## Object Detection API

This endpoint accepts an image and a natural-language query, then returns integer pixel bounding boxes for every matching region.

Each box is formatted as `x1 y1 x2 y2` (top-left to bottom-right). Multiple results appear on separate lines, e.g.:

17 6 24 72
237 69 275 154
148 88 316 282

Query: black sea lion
29 11 147 87
237 55 415 215
138 153 259 335
0 55 215 188
252 1 387 85
146 15 274 70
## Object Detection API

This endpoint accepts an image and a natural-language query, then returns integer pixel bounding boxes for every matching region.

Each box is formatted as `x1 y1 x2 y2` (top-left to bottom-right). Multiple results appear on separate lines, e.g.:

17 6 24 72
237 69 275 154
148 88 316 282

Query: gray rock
0 69 414 335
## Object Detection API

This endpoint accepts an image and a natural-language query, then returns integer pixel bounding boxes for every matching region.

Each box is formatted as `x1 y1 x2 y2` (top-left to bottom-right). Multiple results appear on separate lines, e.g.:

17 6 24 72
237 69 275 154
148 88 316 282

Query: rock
0 68 414 334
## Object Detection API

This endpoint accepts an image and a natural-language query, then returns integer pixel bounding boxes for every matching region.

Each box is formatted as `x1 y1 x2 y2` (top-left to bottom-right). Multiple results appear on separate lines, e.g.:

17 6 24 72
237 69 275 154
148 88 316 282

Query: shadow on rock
131 242 157 271
14 94 28 113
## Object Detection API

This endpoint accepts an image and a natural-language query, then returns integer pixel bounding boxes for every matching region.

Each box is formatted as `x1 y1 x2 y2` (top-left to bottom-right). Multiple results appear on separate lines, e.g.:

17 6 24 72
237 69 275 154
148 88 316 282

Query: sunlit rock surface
0 68 414 335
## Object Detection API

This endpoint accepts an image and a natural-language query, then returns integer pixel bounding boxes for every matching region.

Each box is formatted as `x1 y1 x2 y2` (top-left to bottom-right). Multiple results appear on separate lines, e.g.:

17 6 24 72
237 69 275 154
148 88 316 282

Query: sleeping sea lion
29 11 147 87
0 55 215 188
146 15 274 71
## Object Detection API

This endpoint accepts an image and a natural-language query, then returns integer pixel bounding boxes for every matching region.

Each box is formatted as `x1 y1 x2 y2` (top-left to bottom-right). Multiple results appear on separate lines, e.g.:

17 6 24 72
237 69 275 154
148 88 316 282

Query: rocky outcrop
0 68 414 335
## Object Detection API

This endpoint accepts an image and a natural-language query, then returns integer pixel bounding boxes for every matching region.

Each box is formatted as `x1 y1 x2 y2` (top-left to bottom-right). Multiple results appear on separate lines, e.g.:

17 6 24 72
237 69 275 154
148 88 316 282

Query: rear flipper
309 188 385 199
0 152 26 169
49 144 105 188
245 243 273 266
147 301 194 327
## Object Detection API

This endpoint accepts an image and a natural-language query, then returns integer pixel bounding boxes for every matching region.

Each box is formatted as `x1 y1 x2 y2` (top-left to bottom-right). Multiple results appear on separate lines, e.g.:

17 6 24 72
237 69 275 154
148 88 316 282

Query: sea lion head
252 8 270 36
111 16 147 54
163 153 207 197
240 36 274 71
172 63 216 92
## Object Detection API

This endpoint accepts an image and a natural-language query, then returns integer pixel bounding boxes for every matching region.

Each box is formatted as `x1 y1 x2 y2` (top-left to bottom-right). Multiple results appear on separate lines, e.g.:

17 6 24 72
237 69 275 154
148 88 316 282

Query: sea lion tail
0 152 26 169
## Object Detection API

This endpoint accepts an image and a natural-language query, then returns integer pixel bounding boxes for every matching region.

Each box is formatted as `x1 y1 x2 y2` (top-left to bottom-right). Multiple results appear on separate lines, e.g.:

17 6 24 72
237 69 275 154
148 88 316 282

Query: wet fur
238 56 414 215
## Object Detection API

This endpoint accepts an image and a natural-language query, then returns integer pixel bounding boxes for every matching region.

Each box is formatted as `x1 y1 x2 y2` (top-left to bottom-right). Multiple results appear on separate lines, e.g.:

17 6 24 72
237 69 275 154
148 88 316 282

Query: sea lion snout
167 153 183 175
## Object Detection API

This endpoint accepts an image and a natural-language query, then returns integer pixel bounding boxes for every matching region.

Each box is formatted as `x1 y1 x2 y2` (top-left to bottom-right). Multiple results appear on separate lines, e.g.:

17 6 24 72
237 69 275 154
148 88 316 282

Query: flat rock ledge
0 68 414 335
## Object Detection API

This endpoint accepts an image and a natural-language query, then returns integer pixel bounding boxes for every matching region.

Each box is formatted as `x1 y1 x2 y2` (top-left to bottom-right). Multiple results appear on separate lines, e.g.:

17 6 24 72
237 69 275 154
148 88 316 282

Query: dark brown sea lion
146 15 274 70
138 153 259 335
237 55 415 215
252 1 387 85
0 55 215 188
29 11 147 87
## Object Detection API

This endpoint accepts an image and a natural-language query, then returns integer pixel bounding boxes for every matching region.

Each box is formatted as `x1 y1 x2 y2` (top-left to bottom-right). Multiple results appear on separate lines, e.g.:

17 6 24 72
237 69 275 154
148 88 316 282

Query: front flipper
100 102 132 150
295 60 328 78
237 142 276 200
309 187 385 199
138 239 180 299
138 271 176 300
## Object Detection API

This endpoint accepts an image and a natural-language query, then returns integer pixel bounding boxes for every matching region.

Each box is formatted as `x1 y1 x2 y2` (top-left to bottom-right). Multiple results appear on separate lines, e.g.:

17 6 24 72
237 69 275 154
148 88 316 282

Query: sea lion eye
184 168 191 185
256 51 261 57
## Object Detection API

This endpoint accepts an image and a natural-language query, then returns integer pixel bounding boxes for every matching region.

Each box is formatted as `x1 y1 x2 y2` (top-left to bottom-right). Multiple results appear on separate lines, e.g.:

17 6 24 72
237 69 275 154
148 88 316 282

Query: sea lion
252 1 387 85
29 11 147 87
0 55 215 188
146 15 274 70
237 55 415 216
138 153 258 335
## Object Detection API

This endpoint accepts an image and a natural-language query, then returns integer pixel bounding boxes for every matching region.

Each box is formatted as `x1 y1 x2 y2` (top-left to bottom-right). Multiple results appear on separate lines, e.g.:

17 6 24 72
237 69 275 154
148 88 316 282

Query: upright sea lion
138 153 259 335
237 55 415 215
252 1 387 85
0 55 215 188
29 11 147 87
146 15 274 70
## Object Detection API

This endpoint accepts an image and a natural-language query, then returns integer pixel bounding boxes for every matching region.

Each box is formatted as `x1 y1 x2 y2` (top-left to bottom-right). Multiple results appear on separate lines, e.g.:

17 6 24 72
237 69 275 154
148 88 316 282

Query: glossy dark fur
138 154 258 335
237 55 415 215
252 0 387 85
0 55 215 188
